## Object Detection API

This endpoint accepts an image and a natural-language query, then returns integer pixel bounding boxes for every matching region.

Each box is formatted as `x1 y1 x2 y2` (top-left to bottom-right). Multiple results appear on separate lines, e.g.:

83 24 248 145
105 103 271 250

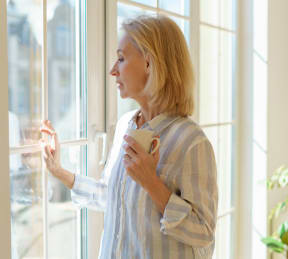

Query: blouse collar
129 108 182 135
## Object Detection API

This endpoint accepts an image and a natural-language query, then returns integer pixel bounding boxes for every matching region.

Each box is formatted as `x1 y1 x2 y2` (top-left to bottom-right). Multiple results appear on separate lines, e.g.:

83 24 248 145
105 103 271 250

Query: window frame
0 0 260 258
0 0 12 257
0 0 108 258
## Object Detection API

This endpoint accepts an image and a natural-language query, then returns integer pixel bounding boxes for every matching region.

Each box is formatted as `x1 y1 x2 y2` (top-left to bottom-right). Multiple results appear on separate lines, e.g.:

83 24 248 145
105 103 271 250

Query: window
1 0 237 258
7 0 88 258
200 1 237 258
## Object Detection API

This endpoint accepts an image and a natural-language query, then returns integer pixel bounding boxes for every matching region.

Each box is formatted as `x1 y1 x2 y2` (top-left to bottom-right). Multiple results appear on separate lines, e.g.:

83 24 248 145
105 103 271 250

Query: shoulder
168 116 209 149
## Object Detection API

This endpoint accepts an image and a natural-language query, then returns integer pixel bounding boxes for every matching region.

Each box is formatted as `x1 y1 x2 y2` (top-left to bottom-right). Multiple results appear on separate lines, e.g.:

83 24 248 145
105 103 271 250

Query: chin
119 90 128 99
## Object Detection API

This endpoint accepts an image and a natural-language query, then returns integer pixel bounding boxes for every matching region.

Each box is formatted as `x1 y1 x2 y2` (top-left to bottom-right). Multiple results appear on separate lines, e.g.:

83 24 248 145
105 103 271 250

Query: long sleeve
160 139 218 256
70 109 138 212
71 174 108 211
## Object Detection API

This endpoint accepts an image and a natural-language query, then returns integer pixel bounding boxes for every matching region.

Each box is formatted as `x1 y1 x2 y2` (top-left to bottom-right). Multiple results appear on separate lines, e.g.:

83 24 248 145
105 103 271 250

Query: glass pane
203 125 234 214
10 151 44 258
200 0 219 27
159 0 190 16
47 0 86 141
117 3 155 120
201 0 236 30
254 0 267 61
169 16 190 46
48 145 87 259
219 30 234 123
131 0 157 7
118 2 155 30
213 213 233 259
200 26 234 124
7 0 42 148
200 26 219 124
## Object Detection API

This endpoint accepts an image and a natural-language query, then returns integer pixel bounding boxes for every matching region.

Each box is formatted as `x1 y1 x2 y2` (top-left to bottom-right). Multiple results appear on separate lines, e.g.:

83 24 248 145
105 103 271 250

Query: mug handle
150 137 160 154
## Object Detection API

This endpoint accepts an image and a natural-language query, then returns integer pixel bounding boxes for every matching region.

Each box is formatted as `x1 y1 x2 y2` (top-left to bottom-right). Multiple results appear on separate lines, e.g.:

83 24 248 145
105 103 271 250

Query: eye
118 57 124 62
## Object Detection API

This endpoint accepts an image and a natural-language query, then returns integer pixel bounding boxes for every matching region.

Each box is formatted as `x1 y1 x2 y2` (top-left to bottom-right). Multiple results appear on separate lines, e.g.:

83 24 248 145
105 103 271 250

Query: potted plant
261 166 288 258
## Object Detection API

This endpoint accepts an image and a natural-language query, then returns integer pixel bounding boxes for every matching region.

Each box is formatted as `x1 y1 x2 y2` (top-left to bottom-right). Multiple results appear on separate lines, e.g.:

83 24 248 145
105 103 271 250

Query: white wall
0 0 12 258
268 0 288 258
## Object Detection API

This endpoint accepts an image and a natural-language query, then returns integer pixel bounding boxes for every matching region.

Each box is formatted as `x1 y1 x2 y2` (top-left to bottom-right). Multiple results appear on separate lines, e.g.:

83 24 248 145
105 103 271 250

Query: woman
41 15 218 259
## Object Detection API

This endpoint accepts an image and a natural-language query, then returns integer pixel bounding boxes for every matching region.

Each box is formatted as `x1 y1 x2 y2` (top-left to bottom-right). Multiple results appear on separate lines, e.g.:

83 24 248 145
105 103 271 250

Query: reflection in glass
47 0 86 141
48 145 87 259
159 0 190 16
10 151 45 259
7 0 42 148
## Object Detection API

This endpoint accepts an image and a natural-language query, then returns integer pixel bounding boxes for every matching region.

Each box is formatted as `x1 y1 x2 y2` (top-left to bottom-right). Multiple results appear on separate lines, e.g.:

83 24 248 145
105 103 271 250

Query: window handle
92 126 108 166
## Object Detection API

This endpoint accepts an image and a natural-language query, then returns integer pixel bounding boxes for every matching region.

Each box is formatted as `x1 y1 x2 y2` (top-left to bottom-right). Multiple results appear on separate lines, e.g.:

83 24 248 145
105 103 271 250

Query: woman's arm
53 167 75 189
158 140 218 253
71 174 108 212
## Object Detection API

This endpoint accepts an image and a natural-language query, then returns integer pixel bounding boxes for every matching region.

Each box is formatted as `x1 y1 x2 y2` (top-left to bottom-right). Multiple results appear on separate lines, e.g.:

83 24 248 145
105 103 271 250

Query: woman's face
110 33 149 100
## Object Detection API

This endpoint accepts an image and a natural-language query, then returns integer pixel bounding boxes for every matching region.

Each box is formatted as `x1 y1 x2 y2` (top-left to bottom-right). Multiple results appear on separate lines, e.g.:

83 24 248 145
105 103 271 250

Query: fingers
43 145 53 161
123 135 144 155
52 130 59 147
40 120 55 136
123 143 137 157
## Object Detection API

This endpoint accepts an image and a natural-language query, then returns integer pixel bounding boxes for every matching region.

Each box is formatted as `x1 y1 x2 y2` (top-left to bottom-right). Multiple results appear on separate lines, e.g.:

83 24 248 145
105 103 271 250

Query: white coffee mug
125 128 160 154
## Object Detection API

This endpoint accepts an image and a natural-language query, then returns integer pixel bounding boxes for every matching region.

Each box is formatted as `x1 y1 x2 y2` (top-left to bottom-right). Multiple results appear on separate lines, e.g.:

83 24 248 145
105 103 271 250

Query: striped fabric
71 108 218 259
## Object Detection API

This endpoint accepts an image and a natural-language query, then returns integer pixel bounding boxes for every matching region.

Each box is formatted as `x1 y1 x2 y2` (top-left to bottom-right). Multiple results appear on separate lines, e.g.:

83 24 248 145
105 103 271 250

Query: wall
268 0 288 258
0 0 12 257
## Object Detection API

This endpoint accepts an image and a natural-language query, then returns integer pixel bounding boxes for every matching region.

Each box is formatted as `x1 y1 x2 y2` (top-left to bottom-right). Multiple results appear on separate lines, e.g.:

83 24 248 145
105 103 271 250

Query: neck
139 107 162 123
135 97 162 126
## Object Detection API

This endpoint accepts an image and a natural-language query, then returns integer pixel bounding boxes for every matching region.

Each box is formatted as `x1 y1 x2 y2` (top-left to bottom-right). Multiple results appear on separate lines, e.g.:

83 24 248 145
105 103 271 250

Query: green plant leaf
269 198 288 221
261 237 285 253
278 222 288 245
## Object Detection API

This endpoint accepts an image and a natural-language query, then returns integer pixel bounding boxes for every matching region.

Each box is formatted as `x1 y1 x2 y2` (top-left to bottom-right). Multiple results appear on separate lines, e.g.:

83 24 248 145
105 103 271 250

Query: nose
110 61 119 76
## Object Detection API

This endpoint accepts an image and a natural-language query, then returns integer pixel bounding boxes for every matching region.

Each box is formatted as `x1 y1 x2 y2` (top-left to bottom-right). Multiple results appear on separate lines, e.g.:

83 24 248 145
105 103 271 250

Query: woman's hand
122 134 160 190
40 120 61 176
123 134 172 214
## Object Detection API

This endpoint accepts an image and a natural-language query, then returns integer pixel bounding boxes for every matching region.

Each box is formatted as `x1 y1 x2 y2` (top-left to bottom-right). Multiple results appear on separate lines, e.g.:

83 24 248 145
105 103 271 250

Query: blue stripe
71 111 217 258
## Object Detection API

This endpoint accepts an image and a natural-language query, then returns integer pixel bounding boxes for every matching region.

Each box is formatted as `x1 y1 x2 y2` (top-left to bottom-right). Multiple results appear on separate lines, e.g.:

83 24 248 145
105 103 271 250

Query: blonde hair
121 15 195 117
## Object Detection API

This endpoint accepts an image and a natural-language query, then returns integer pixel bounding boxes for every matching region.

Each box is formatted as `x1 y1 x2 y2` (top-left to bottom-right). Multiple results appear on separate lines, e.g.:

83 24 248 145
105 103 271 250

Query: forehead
117 33 141 56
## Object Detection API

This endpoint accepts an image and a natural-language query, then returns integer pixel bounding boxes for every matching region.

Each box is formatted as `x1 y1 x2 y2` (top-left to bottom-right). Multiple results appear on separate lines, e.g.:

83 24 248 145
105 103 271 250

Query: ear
145 55 150 74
